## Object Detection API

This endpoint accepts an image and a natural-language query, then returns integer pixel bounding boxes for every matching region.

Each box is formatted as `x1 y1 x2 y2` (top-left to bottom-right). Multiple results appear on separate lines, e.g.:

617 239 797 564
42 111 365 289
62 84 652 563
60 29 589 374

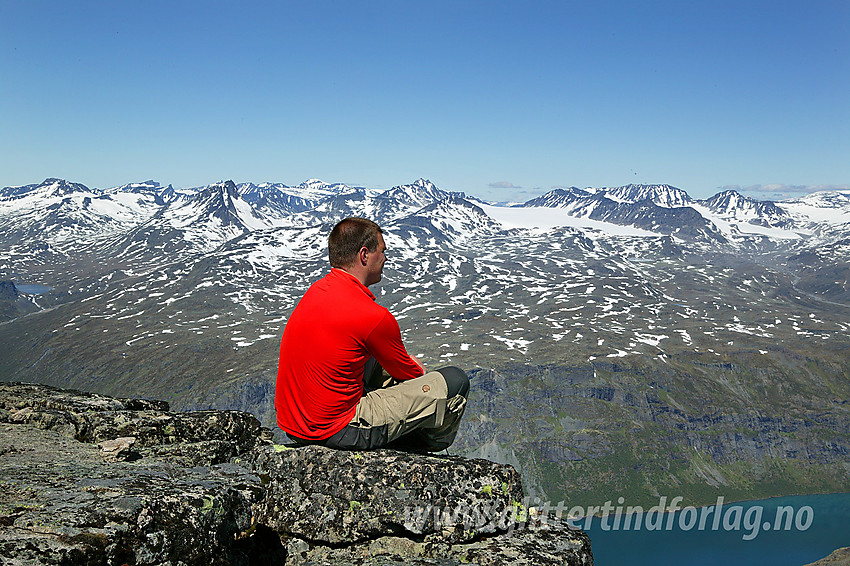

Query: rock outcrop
252 446 591 565
0 382 273 565
805 547 850 566
0 382 592 565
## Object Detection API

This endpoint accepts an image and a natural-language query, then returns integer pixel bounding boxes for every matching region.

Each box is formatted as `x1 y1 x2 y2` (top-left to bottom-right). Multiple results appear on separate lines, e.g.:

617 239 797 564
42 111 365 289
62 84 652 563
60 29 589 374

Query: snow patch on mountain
781 190 850 226
689 203 803 240
478 203 657 236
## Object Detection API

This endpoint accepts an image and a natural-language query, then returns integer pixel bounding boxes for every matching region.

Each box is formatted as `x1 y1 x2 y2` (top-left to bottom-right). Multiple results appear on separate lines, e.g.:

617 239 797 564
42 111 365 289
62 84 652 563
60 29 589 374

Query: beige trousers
322 367 468 451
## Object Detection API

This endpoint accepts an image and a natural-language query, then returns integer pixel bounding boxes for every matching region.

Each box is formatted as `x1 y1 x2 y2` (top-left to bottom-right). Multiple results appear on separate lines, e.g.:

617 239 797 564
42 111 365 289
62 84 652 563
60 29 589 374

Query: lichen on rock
251 444 528 544
0 382 592 565
0 382 273 565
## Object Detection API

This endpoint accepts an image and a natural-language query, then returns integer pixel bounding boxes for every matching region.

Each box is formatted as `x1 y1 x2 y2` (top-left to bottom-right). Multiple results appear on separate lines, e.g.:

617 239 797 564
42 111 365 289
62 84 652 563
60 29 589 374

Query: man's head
328 217 386 286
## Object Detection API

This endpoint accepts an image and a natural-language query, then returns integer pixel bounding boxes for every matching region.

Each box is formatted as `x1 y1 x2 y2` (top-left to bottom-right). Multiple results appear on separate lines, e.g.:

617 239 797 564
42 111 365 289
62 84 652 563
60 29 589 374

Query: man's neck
335 266 369 288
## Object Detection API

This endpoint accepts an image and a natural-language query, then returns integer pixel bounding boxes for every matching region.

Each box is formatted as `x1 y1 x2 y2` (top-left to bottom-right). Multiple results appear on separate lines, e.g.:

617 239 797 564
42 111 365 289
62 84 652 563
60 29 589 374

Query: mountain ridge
4 177 848 248
1 174 849 511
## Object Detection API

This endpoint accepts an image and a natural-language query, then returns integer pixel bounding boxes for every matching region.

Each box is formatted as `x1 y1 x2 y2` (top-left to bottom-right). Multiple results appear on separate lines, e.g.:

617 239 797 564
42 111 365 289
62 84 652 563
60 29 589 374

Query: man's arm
412 355 426 375
365 311 424 381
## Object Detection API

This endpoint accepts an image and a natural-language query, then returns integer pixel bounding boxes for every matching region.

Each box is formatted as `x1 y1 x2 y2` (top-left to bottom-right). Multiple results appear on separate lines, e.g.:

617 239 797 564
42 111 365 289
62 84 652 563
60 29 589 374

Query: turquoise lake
581 493 850 565
15 284 53 294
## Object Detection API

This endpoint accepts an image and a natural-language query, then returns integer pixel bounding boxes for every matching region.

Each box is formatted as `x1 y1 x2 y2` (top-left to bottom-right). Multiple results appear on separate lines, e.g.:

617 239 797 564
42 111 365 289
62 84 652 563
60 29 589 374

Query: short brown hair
328 217 383 268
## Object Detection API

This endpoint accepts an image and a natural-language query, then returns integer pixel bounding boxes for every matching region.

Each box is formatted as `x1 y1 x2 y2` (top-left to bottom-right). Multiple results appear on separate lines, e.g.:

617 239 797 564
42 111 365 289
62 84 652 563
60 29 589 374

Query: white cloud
488 181 523 189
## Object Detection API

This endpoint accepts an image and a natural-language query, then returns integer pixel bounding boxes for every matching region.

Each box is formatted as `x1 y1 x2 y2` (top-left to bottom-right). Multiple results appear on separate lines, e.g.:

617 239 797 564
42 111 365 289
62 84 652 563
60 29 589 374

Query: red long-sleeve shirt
275 268 423 440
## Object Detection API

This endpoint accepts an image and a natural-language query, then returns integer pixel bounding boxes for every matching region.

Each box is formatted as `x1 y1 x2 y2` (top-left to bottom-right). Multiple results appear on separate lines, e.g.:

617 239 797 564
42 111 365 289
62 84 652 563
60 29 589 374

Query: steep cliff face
0 383 592 565
454 361 850 507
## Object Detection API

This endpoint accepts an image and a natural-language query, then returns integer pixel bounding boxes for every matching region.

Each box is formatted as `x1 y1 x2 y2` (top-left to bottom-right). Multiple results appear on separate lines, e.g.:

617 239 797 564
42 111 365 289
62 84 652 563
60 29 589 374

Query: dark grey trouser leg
438 366 470 399
287 422 390 450
363 357 395 392
323 422 389 450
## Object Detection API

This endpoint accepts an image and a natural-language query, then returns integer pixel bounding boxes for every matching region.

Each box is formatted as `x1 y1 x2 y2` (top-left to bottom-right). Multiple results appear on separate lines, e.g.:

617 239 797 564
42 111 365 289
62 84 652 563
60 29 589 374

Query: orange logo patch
422 384 431 393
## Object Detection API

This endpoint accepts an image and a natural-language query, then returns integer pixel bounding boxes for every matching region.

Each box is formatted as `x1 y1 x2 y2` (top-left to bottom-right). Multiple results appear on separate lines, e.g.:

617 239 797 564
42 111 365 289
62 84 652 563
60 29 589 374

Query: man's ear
358 246 369 266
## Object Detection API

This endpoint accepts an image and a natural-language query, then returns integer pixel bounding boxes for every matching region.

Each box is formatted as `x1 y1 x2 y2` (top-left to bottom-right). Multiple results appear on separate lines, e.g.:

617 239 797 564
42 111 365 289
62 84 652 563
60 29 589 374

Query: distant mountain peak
209 180 238 191
185 181 245 227
379 180 455 212
110 180 164 192
412 178 436 188
699 190 792 228
35 178 95 198
788 190 850 208
592 184 693 208
522 187 593 208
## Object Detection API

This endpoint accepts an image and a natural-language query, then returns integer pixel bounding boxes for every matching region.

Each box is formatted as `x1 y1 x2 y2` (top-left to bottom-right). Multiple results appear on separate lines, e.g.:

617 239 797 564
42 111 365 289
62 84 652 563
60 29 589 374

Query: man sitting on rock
275 217 470 451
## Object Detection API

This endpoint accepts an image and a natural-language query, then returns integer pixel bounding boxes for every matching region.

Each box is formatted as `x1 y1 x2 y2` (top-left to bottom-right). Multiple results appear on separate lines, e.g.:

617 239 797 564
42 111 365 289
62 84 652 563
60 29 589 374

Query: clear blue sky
1 0 848 201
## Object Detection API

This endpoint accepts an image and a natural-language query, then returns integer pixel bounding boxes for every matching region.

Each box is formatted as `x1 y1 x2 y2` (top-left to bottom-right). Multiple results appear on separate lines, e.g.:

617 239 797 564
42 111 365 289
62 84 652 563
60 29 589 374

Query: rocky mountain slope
0 382 591 565
1 177 849 509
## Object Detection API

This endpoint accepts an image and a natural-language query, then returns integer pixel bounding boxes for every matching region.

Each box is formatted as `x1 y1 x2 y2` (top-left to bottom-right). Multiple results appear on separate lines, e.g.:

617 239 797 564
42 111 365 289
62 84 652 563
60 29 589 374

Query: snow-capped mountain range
2 176 849 507
2 175 848 310
2 177 847 253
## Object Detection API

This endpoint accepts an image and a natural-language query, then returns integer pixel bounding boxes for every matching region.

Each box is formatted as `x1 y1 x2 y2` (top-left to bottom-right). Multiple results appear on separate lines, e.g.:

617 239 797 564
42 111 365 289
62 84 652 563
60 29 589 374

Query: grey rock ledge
0 382 592 565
